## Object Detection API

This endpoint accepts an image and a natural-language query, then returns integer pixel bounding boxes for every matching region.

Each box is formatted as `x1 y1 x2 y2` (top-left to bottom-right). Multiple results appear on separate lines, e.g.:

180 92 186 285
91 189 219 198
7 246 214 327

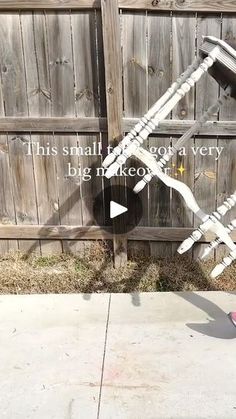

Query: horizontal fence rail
0 225 235 242
0 0 235 12
0 118 236 136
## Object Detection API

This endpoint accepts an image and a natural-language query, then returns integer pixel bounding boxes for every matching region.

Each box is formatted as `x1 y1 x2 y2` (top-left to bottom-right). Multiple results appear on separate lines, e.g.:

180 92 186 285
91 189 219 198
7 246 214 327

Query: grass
0 241 235 294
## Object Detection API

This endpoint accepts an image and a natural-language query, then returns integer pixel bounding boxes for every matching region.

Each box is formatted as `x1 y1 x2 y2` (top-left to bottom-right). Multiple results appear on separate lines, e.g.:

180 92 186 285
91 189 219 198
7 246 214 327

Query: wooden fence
0 0 235 264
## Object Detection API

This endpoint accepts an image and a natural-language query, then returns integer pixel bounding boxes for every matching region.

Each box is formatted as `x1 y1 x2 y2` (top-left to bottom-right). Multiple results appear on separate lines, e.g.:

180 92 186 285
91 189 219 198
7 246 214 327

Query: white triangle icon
110 200 128 219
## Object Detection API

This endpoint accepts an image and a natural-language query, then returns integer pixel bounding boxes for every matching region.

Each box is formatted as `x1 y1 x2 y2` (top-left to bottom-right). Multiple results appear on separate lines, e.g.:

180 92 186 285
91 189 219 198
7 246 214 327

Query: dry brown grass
0 242 235 294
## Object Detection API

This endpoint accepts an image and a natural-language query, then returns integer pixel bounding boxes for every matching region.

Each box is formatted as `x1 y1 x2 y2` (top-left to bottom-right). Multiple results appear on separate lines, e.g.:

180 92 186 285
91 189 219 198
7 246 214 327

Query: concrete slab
0 294 110 419
1 292 236 419
99 292 236 419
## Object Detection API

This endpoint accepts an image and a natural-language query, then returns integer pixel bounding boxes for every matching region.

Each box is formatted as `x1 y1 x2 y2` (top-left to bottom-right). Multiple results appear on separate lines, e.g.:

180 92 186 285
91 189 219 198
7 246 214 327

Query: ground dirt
0 242 235 294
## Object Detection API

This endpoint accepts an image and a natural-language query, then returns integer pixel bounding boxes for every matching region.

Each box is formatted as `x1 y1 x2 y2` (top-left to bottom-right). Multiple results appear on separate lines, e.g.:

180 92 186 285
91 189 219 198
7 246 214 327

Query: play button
110 201 128 219
93 185 143 235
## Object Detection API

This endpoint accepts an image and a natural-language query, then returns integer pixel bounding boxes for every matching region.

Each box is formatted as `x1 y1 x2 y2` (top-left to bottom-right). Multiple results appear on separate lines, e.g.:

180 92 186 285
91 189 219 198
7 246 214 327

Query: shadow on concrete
176 291 236 339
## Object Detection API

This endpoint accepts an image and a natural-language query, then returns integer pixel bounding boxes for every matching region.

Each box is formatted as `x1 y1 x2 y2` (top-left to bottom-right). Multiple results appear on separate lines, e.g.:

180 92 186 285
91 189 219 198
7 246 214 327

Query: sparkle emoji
177 164 185 176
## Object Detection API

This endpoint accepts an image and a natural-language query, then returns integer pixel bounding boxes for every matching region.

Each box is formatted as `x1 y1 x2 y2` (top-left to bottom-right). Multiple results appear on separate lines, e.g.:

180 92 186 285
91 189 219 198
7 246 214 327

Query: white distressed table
103 36 236 278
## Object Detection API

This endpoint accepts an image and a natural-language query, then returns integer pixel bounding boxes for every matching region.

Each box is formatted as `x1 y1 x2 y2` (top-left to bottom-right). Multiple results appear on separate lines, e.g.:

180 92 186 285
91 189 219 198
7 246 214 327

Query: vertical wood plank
0 134 18 254
71 10 104 254
96 10 107 118
101 0 127 266
149 137 173 258
193 136 217 260
46 11 83 254
0 12 40 254
0 25 17 254
172 14 196 121
217 15 236 260
196 15 221 119
220 16 236 120
96 8 110 255
148 12 172 257
123 12 147 119
171 13 196 255
21 11 62 255
193 14 221 260
122 11 149 257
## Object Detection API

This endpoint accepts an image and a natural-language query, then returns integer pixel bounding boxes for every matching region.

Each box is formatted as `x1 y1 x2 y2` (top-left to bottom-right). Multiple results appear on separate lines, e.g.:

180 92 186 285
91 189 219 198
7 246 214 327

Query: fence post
101 0 127 267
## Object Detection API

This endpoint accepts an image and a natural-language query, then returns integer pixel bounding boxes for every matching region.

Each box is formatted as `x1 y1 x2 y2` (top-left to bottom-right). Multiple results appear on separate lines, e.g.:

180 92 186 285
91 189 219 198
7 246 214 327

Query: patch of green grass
32 255 61 268
74 259 91 274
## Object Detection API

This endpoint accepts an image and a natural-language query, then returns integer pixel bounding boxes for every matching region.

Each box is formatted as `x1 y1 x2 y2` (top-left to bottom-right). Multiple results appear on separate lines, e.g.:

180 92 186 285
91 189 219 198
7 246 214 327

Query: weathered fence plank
21 11 62 255
125 120 236 136
0 132 18 254
148 12 172 257
46 11 84 254
216 16 236 261
195 15 221 120
0 0 99 8
0 117 235 136
149 137 173 257
0 224 235 242
120 0 236 12
171 13 196 256
122 11 150 258
0 0 236 13
0 19 17 254
193 14 221 259
0 117 107 132
101 0 127 266
0 13 40 254
71 10 104 254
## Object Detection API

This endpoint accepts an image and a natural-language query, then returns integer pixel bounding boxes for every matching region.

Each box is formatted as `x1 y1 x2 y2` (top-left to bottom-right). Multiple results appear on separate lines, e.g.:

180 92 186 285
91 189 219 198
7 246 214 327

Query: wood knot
0 144 8 153
51 58 69 66
148 65 155 75
107 84 113 94
11 135 29 143
179 108 187 118
18 212 28 222
225 31 236 42
0 217 11 224
129 58 146 72
76 88 98 101
53 202 59 212
31 88 51 101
